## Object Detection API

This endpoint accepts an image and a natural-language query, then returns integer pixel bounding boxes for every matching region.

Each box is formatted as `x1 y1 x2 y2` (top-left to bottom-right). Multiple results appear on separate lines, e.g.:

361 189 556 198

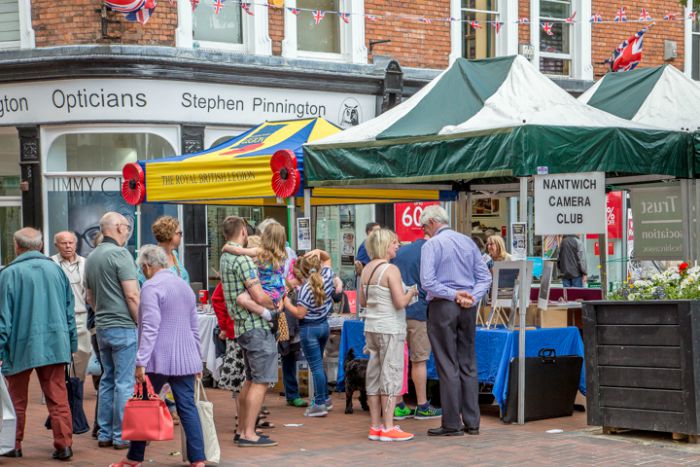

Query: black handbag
45 362 90 434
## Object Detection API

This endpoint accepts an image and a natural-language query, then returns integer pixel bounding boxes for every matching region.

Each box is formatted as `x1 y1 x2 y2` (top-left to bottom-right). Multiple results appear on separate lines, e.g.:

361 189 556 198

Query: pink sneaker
379 425 414 442
368 425 383 441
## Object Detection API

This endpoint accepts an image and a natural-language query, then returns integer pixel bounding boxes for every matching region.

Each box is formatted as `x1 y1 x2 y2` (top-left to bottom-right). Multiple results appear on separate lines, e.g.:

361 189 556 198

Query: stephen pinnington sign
534 171 606 235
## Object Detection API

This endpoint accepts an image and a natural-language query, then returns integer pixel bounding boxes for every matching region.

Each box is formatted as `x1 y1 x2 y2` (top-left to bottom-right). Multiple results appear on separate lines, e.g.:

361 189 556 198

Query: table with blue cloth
336 320 585 411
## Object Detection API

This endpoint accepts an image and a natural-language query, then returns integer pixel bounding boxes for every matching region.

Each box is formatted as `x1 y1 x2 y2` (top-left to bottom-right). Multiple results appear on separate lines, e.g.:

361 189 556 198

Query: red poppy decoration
679 262 690 275
121 162 146 205
270 149 301 198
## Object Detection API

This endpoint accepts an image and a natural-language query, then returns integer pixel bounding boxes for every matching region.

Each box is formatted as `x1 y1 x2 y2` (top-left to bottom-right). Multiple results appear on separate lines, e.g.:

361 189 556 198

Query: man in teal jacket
0 227 77 461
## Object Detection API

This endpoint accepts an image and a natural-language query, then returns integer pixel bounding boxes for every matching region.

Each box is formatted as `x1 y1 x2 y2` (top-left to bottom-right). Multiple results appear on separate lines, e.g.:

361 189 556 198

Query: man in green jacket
0 227 77 461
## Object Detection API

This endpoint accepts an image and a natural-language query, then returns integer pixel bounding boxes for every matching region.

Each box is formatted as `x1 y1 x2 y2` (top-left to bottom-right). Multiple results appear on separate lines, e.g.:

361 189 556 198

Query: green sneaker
414 404 442 420
393 405 414 420
287 398 309 408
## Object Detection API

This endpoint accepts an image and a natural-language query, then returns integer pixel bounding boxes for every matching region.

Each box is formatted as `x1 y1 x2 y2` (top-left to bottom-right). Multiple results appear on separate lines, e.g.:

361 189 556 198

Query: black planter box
583 300 700 435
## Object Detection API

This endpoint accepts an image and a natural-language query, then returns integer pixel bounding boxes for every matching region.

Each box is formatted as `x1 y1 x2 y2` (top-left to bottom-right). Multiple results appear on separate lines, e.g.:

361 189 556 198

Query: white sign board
297 217 312 251
0 78 376 128
510 222 527 259
534 171 606 235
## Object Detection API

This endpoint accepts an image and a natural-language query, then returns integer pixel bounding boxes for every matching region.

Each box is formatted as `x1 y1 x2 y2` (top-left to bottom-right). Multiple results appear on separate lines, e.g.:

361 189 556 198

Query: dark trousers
427 300 480 431
281 347 300 401
127 374 205 463
6 363 73 450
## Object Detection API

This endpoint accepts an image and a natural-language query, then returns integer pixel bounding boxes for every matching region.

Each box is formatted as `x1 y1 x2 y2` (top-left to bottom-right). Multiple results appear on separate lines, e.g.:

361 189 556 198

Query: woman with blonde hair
484 234 512 270
359 228 417 442
137 216 189 286
285 249 337 417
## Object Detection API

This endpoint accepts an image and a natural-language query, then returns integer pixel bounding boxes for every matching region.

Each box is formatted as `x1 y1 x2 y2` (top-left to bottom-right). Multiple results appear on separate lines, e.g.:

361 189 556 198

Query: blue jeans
96 327 137 444
300 321 329 405
281 347 300 401
563 277 583 288
127 374 205 463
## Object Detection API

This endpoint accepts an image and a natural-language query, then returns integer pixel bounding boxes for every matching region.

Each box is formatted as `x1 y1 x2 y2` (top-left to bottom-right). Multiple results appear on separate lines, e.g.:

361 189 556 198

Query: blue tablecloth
337 320 586 409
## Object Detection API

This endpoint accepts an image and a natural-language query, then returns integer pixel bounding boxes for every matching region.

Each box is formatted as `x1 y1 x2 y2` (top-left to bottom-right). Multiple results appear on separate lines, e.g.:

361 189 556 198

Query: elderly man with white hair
85 212 140 450
418 205 491 438
0 227 77 460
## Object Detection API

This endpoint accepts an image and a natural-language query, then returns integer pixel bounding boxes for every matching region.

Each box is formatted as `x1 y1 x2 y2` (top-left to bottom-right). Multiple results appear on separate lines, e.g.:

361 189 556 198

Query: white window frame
204 126 247 149
450 0 517 63
40 124 181 251
0 0 35 50
531 0 592 80
686 0 698 80
176 0 271 55
282 0 367 64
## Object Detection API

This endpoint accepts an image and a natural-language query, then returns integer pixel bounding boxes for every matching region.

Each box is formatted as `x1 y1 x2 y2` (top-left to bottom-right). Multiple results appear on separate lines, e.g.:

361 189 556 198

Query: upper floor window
539 0 572 76
461 0 498 60
177 0 271 55
282 0 367 64
692 15 699 80
0 0 33 50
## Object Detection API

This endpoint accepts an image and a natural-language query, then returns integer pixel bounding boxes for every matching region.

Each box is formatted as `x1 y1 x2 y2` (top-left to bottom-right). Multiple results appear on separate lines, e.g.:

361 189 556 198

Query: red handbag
121 376 174 441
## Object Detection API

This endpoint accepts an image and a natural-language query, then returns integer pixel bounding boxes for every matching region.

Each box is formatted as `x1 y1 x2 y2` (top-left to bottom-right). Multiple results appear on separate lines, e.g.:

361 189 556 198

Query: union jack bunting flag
590 13 603 23
608 28 647 72
663 12 676 21
492 21 502 34
639 8 652 21
190 0 199 12
542 22 553 36
104 0 146 13
690 10 698 20
470 20 481 29
614 7 627 22
366 14 378 21
312 10 326 25
565 11 576 24
241 2 253 16
213 0 224 15
287 7 300 15
340 12 350 24
124 5 154 24
517 17 529 24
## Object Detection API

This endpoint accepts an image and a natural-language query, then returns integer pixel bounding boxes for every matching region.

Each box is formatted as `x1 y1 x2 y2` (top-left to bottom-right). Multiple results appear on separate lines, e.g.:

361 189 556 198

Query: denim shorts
237 328 278 384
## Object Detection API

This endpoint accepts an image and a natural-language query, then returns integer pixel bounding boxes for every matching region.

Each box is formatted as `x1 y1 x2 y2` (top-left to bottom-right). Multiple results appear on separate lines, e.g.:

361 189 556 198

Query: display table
197 312 218 380
337 320 585 409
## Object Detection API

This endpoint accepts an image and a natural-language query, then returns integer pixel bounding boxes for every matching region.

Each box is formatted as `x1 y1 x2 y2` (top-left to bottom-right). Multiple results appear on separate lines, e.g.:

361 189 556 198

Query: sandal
110 459 143 467
256 419 275 429
190 462 206 467
260 406 270 415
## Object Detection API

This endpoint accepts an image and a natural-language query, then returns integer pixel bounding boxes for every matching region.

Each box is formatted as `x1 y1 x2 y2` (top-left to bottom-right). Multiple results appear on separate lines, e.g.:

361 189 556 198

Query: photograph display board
538 261 555 310
488 260 534 329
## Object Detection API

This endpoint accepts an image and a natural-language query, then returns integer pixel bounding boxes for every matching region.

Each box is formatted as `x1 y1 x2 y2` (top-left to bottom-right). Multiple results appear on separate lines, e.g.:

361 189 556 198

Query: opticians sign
534 171 606 235
0 78 375 127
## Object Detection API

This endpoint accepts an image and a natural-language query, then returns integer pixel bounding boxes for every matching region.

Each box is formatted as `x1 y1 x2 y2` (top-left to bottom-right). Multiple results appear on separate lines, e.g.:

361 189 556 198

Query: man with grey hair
419 205 491 437
0 227 77 460
52 231 91 384
85 212 140 450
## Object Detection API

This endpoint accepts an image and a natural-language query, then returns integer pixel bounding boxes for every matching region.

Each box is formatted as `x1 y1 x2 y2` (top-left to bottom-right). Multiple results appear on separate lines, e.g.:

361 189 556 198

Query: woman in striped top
285 250 339 417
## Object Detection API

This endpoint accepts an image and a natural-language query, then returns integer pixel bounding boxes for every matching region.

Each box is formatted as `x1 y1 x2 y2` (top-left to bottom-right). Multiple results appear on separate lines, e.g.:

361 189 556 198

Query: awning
304 56 693 187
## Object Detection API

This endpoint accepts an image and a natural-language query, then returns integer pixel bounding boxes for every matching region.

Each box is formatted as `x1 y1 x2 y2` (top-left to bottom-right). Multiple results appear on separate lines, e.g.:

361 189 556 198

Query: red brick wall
518 1 530 48
590 1 686 78
269 7 285 56
365 0 451 68
32 0 176 47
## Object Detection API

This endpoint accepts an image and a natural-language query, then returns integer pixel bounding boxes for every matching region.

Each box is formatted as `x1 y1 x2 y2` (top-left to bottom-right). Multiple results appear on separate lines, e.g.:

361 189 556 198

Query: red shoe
368 425 383 441
110 459 143 467
379 425 414 442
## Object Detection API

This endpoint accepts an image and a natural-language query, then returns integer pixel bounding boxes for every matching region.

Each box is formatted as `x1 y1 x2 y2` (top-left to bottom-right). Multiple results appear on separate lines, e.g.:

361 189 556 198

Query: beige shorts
364 332 405 396
406 319 431 362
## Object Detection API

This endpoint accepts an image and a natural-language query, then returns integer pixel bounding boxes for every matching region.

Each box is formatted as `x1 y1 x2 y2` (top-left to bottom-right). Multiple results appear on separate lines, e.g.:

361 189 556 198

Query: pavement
6 378 700 467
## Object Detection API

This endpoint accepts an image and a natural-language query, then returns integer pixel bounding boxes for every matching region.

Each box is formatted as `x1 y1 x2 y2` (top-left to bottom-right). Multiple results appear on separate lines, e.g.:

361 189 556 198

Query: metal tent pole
287 197 296 250
517 177 528 425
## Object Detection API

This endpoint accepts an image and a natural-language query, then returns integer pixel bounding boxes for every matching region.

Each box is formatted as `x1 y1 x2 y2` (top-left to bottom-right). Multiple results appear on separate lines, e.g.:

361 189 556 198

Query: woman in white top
359 229 417 442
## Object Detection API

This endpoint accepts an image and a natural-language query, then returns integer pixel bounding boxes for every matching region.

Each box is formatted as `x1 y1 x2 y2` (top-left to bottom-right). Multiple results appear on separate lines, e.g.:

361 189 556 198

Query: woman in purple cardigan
111 245 205 467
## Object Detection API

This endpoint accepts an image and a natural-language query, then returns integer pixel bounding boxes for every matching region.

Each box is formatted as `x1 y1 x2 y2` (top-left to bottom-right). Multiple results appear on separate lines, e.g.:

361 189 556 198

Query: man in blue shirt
354 222 380 274
419 205 491 437
391 235 442 421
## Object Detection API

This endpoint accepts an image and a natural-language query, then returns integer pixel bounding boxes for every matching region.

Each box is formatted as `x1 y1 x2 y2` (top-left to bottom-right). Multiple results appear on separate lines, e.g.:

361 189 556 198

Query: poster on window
341 206 356 266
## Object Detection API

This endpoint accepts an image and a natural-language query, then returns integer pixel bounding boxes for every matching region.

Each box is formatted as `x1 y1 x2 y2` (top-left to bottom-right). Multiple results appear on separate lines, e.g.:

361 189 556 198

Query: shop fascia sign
534 171 606 235
629 185 684 261
0 78 375 127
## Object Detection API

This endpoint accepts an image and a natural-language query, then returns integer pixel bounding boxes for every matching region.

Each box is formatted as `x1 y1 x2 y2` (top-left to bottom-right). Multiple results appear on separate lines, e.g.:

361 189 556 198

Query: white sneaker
303 403 328 417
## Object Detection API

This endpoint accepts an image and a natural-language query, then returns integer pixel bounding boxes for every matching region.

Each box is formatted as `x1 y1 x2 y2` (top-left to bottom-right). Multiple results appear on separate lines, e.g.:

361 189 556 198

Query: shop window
177 0 270 55
0 131 19 196
693 16 699 81
539 0 572 76
461 0 498 60
0 0 33 50
0 130 20 266
206 205 265 281
44 131 177 257
46 133 175 172
282 0 367 63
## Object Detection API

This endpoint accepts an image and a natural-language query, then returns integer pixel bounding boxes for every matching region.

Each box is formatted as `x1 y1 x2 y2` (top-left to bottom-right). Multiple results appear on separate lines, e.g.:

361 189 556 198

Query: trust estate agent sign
534 171 606 235
0 78 375 127
630 185 683 261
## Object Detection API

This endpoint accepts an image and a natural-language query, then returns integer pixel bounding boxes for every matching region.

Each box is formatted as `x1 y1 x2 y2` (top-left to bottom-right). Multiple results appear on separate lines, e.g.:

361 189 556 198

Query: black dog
344 348 369 414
